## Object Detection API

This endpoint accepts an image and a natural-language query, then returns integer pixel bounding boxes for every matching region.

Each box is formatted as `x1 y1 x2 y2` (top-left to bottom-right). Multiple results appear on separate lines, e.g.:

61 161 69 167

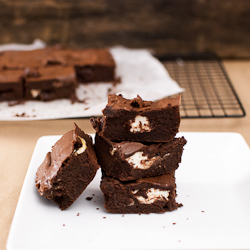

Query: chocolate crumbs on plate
86 196 93 201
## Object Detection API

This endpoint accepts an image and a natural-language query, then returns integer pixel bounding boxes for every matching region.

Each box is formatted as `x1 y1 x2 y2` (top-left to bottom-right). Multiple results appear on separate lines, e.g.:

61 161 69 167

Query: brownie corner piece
35 123 99 210
100 173 182 214
0 69 24 101
63 48 116 83
91 94 181 142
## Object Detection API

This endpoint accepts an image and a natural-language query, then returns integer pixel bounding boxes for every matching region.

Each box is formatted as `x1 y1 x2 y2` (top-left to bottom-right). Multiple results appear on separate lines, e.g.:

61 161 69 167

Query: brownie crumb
77 213 80 216
15 112 26 117
107 88 112 95
86 196 93 201
96 208 99 210
103 217 106 219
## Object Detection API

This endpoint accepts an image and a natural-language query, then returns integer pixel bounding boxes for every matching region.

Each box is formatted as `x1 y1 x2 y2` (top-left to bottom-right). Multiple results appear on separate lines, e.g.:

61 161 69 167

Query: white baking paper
0 39 46 52
0 45 184 120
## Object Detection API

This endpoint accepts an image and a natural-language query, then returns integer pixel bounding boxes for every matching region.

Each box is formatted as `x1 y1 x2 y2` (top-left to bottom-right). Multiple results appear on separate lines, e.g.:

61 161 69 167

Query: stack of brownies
0 47 115 102
91 94 187 214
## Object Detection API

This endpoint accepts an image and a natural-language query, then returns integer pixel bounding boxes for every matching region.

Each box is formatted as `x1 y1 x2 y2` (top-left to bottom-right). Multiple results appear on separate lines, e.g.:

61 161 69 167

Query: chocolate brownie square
100 172 182 214
35 123 99 210
91 94 181 142
94 133 186 181
25 66 77 101
0 69 24 101
0 48 55 70
73 49 115 83
51 48 116 83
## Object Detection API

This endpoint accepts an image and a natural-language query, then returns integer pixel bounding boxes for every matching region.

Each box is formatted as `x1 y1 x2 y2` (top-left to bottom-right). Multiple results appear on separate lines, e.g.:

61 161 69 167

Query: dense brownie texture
35 123 99 210
52 48 116 83
25 66 77 101
100 172 182 214
95 133 186 181
0 69 24 101
0 48 55 70
91 94 181 142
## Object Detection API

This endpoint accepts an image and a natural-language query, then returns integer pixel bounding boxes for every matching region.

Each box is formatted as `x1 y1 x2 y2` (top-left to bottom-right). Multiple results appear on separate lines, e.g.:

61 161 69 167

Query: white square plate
7 132 250 250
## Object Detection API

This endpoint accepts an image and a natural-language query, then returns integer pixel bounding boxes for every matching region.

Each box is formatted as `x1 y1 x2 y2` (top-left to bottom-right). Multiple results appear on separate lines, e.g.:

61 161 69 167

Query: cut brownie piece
35 123 99 210
95 133 187 181
73 49 115 83
52 48 116 83
100 172 182 214
0 48 56 70
91 94 181 142
25 66 77 101
0 69 24 101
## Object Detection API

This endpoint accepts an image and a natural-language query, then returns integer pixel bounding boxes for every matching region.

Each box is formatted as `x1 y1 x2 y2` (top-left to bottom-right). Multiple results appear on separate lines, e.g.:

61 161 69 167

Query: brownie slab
100 172 182 214
95 133 187 181
35 123 99 210
0 69 24 101
91 94 181 142
0 47 116 103
25 66 77 101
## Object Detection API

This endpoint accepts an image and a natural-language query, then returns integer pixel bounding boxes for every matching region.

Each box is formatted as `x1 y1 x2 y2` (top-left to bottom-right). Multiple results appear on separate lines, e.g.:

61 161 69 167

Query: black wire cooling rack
159 53 245 118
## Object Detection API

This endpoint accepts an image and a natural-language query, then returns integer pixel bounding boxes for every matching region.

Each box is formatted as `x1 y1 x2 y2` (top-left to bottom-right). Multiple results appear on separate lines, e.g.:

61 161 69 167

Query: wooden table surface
0 60 249 250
